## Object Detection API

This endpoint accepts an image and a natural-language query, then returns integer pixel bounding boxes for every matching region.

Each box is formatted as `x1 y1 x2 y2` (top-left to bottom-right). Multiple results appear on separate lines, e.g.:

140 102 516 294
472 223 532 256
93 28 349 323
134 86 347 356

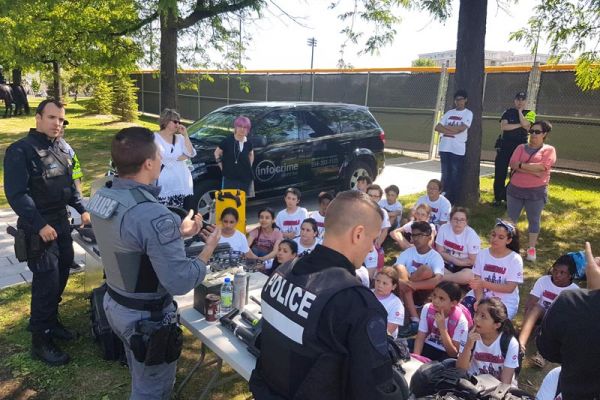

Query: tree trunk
52 61 62 101
455 0 487 207
160 8 178 110
12 68 22 85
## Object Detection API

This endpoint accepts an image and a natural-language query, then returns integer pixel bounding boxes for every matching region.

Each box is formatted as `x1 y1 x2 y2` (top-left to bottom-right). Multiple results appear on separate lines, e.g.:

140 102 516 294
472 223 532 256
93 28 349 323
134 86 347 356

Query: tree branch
177 0 260 30
112 11 159 36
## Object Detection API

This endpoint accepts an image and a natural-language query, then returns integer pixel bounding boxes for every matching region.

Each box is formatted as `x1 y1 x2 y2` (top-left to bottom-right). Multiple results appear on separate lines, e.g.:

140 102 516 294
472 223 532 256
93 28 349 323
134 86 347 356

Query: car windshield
188 109 264 145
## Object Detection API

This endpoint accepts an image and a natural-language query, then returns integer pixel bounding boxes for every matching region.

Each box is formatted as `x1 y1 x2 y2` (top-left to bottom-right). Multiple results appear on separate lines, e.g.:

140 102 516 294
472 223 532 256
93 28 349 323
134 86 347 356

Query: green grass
0 100 599 397
0 98 160 208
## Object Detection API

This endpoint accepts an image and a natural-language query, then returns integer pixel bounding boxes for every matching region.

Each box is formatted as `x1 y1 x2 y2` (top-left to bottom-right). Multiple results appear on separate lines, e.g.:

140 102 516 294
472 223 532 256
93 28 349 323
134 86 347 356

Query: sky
239 0 547 70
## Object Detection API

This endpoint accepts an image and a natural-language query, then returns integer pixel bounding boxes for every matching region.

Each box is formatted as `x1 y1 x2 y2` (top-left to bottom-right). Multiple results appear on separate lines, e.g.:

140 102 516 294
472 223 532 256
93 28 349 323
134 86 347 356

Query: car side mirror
250 135 267 148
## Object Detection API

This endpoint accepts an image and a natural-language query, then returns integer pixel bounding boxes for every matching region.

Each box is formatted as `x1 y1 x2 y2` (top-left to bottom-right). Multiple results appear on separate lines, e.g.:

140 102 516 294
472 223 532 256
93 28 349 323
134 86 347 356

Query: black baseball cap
515 91 527 100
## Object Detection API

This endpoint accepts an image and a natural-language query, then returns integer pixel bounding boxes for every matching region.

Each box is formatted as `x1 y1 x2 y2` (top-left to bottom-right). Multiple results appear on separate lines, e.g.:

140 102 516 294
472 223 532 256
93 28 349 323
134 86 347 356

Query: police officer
493 91 536 206
88 127 221 400
3 99 91 366
250 190 407 400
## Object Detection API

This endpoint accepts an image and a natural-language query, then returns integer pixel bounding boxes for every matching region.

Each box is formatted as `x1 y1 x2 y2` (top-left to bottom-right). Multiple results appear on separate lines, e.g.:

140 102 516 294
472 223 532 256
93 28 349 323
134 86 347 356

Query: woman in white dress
155 109 197 209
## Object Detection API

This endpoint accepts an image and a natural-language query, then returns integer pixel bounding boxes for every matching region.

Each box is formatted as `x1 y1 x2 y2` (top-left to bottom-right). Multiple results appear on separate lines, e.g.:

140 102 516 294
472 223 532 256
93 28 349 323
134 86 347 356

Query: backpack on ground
90 283 125 362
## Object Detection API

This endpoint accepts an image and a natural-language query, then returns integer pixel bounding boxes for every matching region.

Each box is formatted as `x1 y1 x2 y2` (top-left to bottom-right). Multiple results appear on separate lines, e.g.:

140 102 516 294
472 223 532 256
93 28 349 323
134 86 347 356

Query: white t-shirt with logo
275 207 309 238
294 237 319 257
373 292 405 338
309 210 326 237
356 266 370 287
364 246 379 269
435 223 481 260
418 303 469 352
395 247 445 276
415 195 451 226
467 333 520 384
379 199 403 219
468 249 523 319
438 108 473 156
530 275 580 310
218 230 250 253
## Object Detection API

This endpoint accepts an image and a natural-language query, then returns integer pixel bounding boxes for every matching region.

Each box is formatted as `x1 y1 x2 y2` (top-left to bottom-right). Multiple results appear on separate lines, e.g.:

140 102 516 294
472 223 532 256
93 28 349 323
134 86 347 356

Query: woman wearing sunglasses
155 108 197 209
506 120 557 262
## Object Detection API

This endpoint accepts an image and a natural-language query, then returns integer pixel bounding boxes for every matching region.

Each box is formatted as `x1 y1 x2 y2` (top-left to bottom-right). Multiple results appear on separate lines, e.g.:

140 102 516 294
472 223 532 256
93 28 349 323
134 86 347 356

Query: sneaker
526 247 537 262
397 321 419 338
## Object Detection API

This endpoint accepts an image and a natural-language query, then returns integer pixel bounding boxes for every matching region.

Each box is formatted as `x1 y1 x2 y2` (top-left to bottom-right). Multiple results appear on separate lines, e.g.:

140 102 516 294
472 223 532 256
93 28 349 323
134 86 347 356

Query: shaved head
325 191 383 235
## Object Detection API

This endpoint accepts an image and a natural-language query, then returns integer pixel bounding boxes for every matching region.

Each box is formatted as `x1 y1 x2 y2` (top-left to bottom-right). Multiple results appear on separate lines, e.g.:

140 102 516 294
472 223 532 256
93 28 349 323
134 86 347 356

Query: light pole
307 37 317 70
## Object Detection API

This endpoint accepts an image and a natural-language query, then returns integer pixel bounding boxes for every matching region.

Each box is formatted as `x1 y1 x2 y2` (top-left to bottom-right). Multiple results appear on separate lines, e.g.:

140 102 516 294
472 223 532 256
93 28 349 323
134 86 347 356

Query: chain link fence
132 66 600 173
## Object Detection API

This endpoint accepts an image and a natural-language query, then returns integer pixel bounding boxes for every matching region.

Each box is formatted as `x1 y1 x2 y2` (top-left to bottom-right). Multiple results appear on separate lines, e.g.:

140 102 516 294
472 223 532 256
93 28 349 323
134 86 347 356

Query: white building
416 50 559 67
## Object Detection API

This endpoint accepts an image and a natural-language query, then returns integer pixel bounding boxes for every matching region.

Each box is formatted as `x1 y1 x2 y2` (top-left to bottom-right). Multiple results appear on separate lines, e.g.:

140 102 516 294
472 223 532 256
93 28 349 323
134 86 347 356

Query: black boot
51 321 79 341
31 330 70 366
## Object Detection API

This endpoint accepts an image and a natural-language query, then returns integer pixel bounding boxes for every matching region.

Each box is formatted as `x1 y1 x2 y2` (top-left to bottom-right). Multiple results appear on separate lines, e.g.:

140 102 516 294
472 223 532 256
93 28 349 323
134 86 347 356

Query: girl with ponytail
457 298 520 385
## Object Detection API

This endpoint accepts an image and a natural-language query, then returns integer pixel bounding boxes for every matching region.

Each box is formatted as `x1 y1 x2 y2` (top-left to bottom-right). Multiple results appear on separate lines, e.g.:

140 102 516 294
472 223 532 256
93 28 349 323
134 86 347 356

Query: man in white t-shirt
394 221 445 337
434 90 473 204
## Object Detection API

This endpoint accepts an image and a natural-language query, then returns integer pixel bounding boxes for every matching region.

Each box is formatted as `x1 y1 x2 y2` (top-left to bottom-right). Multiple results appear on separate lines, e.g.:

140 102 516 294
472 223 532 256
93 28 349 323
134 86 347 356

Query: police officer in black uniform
249 190 407 400
4 99 91 366
493 91 536 206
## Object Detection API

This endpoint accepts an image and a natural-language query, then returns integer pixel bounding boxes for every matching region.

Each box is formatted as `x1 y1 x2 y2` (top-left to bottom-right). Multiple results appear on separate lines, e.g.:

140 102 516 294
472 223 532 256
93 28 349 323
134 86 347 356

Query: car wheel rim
197 190 216 217
349 168 370 189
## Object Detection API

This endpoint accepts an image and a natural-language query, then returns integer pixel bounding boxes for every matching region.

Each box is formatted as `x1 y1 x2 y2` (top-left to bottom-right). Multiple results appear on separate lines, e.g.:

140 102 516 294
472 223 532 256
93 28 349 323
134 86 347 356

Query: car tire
193 179 220 219
344 160 373 191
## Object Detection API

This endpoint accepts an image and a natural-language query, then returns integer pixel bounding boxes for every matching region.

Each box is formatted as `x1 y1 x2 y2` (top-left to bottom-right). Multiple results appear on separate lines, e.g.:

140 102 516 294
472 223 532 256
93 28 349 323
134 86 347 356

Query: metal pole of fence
197 72 201 119
364 72 370 106
140 74 145 115
429 64 449 160
158 72 161 112
482 71 488 105
227 73 230 105
265 73 269 101
311 72 315 102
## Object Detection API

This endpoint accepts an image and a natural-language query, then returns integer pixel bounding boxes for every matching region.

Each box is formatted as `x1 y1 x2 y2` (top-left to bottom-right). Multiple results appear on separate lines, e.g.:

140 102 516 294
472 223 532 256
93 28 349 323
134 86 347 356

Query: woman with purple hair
214 115 254 193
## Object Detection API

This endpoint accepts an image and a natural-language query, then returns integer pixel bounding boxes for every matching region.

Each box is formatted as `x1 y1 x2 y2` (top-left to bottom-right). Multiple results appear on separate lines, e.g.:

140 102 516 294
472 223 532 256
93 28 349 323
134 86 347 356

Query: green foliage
111 76 139 122
87 80 113 115
412 57 436 67
30 78 40 93
512 0 600 91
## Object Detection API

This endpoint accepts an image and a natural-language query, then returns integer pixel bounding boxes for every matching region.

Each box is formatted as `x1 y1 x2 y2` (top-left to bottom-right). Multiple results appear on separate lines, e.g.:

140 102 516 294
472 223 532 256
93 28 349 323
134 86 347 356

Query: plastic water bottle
220 277 233 315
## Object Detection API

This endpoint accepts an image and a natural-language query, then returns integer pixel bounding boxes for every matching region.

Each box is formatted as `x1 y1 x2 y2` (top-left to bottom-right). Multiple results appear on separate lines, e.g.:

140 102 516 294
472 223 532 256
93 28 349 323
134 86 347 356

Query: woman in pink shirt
506 120 557 262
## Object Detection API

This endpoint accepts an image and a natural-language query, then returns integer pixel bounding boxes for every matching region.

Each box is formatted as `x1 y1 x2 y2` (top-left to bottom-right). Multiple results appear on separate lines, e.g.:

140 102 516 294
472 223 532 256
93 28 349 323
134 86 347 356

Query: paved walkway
0 157 493 290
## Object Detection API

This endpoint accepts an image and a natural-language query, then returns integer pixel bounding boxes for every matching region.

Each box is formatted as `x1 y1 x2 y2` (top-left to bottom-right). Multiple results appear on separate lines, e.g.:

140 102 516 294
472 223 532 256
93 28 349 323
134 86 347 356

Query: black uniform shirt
4 129 85 232
292 245 395 399
537 289 600 400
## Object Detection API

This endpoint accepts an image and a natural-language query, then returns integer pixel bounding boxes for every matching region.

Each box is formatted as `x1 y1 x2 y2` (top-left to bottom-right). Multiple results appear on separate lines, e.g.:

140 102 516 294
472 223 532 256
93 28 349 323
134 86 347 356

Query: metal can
205 294 220 322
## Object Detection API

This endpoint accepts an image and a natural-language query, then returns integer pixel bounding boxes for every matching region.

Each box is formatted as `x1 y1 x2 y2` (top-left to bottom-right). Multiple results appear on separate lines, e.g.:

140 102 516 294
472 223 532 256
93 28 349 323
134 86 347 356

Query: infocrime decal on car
255 159 299 182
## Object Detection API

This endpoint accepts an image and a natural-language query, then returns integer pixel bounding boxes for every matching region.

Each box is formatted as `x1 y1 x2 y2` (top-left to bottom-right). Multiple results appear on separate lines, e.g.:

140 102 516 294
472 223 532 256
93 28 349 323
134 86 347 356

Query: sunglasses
529 129 545 135
172 120 181 125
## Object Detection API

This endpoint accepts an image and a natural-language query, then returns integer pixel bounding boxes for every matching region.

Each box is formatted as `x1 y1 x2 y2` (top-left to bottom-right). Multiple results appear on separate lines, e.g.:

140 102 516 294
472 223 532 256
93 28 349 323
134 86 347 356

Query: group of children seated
214 177 582 387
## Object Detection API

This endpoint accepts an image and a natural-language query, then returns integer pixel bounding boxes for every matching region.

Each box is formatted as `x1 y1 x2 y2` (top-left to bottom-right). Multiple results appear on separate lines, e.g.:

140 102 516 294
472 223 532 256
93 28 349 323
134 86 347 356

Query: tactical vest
88 185 162 296
257 260 365 399
23 135 73 215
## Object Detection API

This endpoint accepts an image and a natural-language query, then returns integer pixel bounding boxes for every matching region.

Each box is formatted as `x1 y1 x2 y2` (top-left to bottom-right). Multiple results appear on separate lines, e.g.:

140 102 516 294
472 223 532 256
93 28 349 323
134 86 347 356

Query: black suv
187 102 385 215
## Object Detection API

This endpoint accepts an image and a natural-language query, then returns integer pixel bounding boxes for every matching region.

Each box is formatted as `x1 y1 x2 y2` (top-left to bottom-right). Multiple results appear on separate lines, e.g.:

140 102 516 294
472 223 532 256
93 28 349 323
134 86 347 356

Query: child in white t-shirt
275 187 309 239
294 218 320 257
379 184 403 229
309 191 333 237
394 221 445 337
457 298 520 386
373 267 405 338
367 184 391 248
518 255 580 368
413 282 471 361
463 219 523 320
390 203 436 251
218 207 256 258
415 179 451 227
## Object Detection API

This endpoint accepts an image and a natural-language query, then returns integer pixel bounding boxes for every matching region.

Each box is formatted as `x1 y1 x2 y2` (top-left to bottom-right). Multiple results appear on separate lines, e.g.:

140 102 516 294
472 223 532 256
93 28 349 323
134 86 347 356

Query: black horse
11 84 30 115
0 84 15 118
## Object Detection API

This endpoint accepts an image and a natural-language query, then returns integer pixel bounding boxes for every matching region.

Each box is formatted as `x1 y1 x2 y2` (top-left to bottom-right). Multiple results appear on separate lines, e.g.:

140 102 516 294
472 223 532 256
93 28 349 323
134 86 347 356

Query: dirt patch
0 367 41 400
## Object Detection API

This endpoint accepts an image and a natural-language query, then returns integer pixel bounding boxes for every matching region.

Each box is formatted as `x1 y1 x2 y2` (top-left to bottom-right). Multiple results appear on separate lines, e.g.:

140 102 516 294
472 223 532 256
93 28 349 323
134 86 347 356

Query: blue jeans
439 151 465 204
